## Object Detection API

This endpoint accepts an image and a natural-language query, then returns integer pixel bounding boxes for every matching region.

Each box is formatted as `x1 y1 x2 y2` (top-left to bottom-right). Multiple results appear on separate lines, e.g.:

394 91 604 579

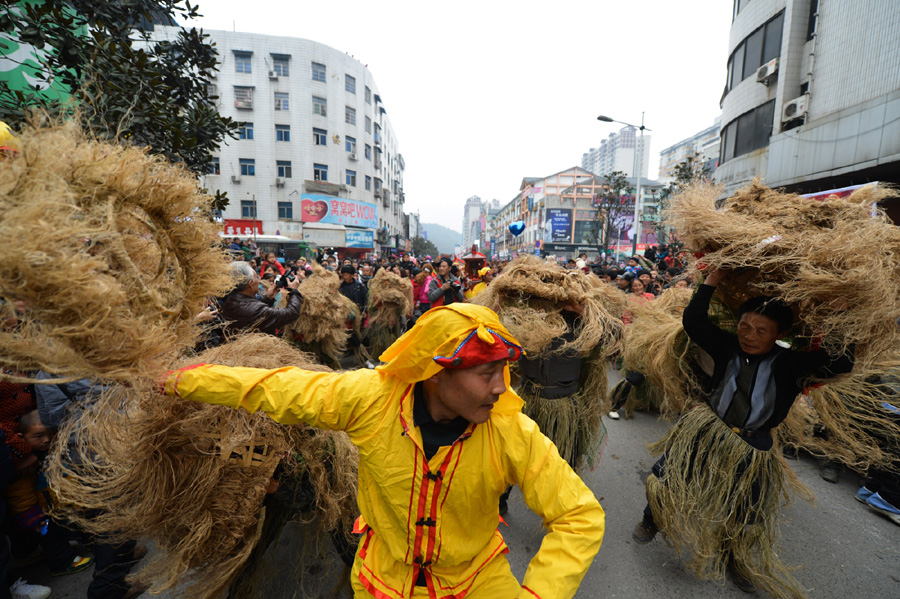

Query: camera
278 274 295 289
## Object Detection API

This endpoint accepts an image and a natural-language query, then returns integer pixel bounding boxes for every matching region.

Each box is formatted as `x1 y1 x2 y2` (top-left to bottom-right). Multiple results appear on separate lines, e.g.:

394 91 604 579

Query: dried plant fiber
282 265 355 366
647 404 811 599
472 255 625 359
668 180 900 368
45 334 358 599
366 269 412 359
0 117 232 384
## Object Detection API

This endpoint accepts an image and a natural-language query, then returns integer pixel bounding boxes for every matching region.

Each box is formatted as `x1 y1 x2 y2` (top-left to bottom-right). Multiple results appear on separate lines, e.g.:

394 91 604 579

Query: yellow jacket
464 282 487 300
163 304 604 599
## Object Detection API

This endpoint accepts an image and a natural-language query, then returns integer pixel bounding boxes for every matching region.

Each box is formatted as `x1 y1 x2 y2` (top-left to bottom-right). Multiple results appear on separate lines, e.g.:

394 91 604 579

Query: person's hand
194 307 217 322
265 281 278 299
15 453 38 477
442 282 450 290
265 477 280 495
561 301 584 315
287 276 301 291
296 268 307 281
703 266 727 287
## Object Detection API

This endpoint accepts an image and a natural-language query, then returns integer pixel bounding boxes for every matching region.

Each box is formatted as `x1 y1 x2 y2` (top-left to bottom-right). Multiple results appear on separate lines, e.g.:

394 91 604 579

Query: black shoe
727 562 756 593
632 519 658 544
499 497 508 516
819 461 841 484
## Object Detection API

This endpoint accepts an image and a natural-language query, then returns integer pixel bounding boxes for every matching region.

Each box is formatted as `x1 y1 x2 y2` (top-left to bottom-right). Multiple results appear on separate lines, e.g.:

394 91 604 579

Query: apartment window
234 51 252 74
365 86 371 104
238 122 254 140
234 86 253 109
312 62 326 82
313 96 327 116
345 74 356 94
365 116 372 134
278 201 293 220
274 92 289 111
275 124 290 142
346 169 357 187
732 0 749 20
313 163 328 182
807 0 819 39
208 157 220 175
725 11 784 94
272 54 290 76
365 144 371 160
239 158 255 176
345 136 356 153
313 127 327 146
719 100 776 164
365 175 372 191
345 106 356 125
240 200 256 218
277 160 292 178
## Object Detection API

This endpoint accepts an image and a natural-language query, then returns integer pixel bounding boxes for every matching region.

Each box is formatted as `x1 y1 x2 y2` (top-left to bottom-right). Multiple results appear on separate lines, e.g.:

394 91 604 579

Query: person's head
579 252 588 261
18 410 52 452
627 257 638 267
436 258 451 276
231 261 260 296
391 264 401 275
342 258 352 266
478 266 493 283
248 258 258 269
340 264 356 284
617 273 633 290
399 267 410 279
736 297 792 355
638 271 651 286
565 259 576 270
629 278 645 294
362 265 372 276
265 252 277 263
674 279 688 289
650 269 658 280
604 269 617 283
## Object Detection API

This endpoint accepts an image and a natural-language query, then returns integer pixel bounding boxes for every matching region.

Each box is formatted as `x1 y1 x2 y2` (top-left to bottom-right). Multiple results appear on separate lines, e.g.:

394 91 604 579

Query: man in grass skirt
633 267 854 598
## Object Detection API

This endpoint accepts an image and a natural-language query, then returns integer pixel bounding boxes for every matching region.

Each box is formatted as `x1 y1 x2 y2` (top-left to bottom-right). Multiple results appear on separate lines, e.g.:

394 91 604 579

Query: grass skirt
646 404 810 599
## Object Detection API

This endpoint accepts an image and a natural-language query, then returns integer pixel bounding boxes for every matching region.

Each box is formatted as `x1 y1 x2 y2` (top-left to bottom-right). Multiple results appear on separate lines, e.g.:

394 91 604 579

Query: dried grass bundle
668 180 900 367
282 265 355 365
473 255 625 358
365 269 412 359
0 117 232 383
46 334 358 599
647 404 811 599
622 287 700 418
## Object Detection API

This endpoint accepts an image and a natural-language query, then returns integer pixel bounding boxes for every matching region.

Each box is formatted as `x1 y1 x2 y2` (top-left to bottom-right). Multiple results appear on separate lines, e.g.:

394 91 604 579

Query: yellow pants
350 551 521 598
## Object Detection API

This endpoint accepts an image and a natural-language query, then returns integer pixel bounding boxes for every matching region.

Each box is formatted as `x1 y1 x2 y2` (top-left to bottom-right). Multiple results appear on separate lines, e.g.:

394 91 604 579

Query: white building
148 26 408 255
714 0 900 197
581 126 651 179
462 195 482 249
658 118 721 178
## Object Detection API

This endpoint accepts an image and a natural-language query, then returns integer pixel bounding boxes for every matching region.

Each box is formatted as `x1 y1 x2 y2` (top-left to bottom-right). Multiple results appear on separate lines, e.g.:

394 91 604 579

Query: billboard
224 219 263 236
345 229 374 248
300 194 378 228
546 208 573 243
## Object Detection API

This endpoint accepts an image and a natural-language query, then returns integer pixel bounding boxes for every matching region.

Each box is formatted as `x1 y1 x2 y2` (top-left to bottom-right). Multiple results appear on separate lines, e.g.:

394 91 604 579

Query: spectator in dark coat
221 262 303 336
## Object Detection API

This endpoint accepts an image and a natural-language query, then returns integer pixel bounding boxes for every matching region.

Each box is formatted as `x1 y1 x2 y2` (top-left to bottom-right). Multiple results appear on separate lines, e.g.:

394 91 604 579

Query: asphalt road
17 370 900 598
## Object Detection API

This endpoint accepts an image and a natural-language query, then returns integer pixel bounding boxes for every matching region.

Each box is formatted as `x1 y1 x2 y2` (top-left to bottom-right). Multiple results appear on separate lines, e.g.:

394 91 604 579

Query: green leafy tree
589 170 632 258
411 236 439 259
0 1 238 208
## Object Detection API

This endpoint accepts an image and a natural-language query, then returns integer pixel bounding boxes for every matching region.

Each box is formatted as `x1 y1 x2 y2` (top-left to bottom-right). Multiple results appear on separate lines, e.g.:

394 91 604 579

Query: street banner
224 219 263 236
345 230 374 248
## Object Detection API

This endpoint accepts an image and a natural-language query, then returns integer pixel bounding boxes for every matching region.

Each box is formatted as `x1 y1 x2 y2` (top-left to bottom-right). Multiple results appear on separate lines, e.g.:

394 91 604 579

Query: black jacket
339 279 368 313
683 284 854 433
221 290 302 336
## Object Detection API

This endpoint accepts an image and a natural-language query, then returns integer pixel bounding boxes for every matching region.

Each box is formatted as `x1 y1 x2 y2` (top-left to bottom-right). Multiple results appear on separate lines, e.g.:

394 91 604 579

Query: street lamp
597 113 651 257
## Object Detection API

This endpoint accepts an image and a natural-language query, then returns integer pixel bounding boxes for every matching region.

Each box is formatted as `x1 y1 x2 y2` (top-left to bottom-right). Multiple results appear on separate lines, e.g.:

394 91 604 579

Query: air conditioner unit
349 152 358 161
275 177 285 187
756 58 779 85
234 100 252 109
231 175 241 183
268 70 278 80
781 94 809 122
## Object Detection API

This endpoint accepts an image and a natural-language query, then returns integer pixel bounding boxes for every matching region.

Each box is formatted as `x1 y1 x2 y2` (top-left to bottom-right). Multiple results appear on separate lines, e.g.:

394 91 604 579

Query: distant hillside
420 222 462 255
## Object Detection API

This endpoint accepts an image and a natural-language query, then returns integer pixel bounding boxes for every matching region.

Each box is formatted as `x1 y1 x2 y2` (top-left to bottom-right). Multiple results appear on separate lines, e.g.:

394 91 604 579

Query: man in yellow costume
162 303 604 599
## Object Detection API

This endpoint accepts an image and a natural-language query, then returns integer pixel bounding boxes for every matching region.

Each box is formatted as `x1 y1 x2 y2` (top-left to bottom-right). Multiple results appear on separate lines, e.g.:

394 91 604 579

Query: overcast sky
189 0 733 231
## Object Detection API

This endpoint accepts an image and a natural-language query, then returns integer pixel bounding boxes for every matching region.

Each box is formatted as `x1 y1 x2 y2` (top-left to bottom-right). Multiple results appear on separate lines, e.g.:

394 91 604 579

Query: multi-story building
714 0 900 199
658 118 722 178
147 26 408 256
581 126 651 179
462 195 483 249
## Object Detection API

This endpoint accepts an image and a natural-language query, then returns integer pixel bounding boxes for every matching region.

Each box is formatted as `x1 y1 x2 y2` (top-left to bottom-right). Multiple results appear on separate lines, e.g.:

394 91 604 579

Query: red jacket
259 260 286 277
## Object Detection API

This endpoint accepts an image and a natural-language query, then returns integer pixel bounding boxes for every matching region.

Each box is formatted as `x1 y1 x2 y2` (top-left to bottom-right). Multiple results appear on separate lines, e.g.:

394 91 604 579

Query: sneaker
727 562 757 593
50 554 93 577
866 492 900 526
819 461 841 484
10 578 51 599
632 519 658 544
855 486 875 504
608 411 620 420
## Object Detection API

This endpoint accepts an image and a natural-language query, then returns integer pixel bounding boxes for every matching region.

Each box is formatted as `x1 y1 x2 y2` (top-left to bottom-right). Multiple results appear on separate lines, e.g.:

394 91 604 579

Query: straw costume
364 268 413 360
636 181 900 599
162 303 605 599
472 256 625 469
